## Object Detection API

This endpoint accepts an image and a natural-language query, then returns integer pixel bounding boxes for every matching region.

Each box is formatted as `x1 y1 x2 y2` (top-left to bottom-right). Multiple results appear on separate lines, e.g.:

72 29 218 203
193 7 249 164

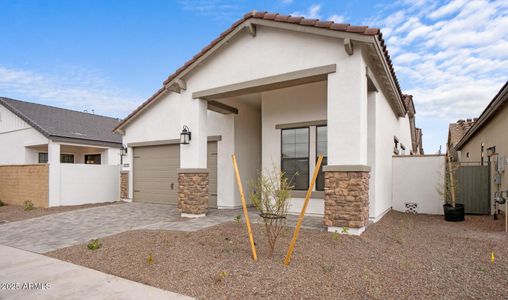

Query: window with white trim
281 128 309 190
316 126 328 191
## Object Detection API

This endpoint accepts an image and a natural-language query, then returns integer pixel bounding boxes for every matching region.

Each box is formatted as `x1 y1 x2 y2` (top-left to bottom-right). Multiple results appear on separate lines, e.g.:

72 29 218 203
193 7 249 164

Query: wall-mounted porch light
180 125 192 145
487 146 496 157
120 145 128 156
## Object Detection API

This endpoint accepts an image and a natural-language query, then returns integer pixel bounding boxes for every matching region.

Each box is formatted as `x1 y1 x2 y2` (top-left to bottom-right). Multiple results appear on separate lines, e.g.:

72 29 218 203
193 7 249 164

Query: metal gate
455 165 490 214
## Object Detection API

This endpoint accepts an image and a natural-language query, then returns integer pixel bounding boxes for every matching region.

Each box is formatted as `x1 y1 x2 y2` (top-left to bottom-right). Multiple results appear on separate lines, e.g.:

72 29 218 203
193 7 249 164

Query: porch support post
324 50 370 235
178 93 209 217
48 141 61 207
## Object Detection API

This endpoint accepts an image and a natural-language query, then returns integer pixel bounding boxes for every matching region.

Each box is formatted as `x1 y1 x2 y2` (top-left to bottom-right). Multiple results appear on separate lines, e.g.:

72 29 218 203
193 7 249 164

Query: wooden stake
284 155 324 266
232 154 258 261
447 153 456 207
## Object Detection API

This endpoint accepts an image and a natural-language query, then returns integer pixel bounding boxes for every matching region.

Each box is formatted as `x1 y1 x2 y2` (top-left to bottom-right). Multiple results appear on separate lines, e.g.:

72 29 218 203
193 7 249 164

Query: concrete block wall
0 164 49 207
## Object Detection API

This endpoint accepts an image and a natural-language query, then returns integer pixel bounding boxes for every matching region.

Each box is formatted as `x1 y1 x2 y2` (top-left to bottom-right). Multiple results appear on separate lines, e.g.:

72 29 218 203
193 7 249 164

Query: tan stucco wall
459 103 508 211
0 164 49 207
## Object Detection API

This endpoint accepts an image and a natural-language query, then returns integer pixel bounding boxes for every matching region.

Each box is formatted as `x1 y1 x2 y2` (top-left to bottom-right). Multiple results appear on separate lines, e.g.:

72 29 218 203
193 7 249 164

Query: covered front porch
10 140 121 207
178 62 379 234
25 141 120 165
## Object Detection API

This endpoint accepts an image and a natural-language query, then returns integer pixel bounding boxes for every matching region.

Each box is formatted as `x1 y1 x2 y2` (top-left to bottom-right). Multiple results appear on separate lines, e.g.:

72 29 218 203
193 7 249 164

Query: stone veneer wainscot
178 170 209 216
323 170 370 229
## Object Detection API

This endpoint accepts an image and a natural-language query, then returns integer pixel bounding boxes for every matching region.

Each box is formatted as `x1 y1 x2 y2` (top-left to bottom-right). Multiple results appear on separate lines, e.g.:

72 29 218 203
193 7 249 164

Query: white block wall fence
59 164 120 206
392 155 445 215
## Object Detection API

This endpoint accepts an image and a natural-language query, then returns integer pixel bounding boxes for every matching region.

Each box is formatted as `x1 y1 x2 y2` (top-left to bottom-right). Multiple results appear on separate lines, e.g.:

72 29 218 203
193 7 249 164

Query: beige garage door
208 142 218 208
133 144 180 204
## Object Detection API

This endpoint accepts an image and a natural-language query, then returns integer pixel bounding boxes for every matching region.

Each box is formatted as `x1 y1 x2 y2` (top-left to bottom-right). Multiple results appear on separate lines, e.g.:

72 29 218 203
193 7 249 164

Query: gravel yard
0 202 122 223
47 211 508 299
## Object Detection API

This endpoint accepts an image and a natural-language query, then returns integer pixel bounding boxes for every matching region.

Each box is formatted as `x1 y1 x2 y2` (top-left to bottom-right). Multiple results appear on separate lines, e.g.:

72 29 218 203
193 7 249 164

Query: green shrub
213 270 229 284
147 254 154 264
87 239 102 250
0 199 5 207
23 200 34 211
234 214 242 223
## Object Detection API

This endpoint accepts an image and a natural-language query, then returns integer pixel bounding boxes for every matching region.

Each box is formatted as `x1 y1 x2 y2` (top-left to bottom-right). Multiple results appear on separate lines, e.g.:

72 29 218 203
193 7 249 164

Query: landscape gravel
47 211 508 299
0 202 121 222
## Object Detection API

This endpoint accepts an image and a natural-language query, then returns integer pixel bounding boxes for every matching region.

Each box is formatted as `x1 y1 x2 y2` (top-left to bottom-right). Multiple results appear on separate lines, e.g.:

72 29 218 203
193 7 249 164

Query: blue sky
0 0 506 153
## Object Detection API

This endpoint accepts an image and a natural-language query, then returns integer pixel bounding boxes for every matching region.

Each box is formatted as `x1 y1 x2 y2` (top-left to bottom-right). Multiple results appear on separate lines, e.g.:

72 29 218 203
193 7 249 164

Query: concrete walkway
0 202 323 254
0 245 191 300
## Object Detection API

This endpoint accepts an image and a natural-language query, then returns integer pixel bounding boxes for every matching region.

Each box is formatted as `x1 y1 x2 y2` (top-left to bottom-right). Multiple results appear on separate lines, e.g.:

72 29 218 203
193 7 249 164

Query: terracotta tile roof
114 11 403 132
448 119 477 147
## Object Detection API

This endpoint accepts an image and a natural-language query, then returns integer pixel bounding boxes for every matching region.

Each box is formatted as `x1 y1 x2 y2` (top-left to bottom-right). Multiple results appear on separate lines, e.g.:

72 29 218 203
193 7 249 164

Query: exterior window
60 154 74 164
85 154 101 165
316 126 328 191
281 128 309 190
38 152 48 163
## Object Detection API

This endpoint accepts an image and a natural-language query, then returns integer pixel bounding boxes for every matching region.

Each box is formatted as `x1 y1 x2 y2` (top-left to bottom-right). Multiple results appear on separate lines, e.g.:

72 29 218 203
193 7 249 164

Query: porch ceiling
193 64 335 101
60 144 107 153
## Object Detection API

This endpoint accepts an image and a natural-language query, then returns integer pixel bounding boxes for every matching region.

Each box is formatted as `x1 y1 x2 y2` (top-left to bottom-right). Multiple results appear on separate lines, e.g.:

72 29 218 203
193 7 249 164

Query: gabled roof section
456 81 508 150
0 97 122 146
114 10 405 132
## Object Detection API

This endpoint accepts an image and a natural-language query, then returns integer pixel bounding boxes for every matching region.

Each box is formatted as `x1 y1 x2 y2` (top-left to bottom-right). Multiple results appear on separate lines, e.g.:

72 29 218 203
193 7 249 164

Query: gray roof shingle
0 97 122 145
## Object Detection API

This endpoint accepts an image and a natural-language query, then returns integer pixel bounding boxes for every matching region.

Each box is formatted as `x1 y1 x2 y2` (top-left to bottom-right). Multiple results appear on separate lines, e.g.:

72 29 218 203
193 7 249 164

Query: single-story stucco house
114 11 423 234
455 81 508 215
0 97 123 207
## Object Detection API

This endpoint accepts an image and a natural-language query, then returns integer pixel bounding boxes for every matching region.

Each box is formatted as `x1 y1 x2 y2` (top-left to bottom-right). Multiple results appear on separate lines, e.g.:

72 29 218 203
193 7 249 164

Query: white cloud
429 0 467 19
292 4 322 19
375 0 508 150
0 65 140 118
380 0 507 118
329 14 346 23
292 4 347 23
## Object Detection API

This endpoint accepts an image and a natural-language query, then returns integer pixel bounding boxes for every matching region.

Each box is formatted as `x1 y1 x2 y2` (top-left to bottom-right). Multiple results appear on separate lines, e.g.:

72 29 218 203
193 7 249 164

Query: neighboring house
447 118 477 161
415 128 424 154
455 81 508 213
402 94 424 155
0 97 123 207
114 11 420 234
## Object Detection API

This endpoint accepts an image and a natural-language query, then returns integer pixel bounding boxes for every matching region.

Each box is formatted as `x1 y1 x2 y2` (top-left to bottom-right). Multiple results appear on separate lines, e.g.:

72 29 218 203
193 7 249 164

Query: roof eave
0 97 51 138
456 82 508 150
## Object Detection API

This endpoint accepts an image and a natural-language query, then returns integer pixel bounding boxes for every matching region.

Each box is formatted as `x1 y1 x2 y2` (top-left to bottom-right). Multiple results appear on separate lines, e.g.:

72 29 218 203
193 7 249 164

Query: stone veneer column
120 171 129 200
178 169 209 218
323 166 370 235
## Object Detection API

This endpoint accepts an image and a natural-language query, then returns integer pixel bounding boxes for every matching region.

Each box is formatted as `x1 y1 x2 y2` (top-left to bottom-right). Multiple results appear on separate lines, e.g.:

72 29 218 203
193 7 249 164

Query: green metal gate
455 165 490 214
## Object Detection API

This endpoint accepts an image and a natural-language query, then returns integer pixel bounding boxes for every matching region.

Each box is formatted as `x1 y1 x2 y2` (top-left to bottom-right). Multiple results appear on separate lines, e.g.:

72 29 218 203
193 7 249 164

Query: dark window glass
85 154 101 165
60 154 74 164
281 128 309 190
316 126 328 191
38 152 48 164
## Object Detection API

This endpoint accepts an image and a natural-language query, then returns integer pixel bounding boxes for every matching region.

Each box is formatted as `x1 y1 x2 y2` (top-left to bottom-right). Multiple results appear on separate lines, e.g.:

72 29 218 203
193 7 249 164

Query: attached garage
132 142 218 206
133 144 180 204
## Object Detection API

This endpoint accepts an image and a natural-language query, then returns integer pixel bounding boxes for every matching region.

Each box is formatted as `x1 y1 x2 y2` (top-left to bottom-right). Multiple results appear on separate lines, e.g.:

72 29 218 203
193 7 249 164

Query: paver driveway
0 203 184 253
0 202 324 253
